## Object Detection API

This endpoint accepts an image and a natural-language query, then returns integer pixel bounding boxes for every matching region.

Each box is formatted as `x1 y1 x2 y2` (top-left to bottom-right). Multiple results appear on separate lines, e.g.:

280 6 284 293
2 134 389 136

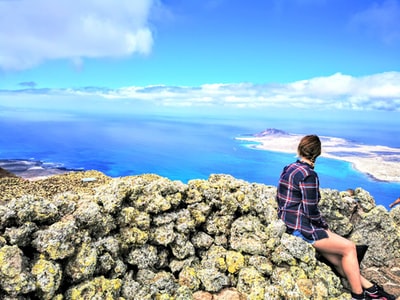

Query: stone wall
0 171 399 299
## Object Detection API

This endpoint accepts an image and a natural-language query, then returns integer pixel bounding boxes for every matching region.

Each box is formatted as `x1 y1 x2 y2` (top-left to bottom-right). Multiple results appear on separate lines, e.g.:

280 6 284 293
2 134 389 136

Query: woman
276 135 395 300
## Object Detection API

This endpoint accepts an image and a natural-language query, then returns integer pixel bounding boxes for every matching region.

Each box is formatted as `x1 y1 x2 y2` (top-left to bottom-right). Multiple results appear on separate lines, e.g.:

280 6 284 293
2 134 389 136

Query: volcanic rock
0 172 399 299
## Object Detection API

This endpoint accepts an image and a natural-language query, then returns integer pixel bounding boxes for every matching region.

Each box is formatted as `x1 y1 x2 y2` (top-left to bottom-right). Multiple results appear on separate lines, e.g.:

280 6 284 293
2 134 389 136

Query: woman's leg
320 252 373 288
317 251 345 277
313 230 363 294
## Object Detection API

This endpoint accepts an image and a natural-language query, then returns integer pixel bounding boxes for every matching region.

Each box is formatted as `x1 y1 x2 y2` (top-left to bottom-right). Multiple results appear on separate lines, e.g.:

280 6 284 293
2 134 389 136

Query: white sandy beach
237 132 400 182
0 159 72 180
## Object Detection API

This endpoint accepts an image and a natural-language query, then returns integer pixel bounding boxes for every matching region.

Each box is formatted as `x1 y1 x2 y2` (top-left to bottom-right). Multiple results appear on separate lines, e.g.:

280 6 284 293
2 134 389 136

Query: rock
32 218 79 260
0 171 399 299
0 245 36 296
236 266 267 297
31 255 62 300
65 276 122 299
214 287 246 300
230 215 269 255
65 240 98 282
4 221 38 247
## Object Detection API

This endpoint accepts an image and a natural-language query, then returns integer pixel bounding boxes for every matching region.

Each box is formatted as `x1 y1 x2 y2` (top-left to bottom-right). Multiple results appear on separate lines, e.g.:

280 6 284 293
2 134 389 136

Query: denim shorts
292 230 315 244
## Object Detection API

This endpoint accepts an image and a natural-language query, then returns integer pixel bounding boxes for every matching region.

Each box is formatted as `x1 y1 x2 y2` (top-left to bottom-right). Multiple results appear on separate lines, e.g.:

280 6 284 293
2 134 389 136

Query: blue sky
0 0 399 114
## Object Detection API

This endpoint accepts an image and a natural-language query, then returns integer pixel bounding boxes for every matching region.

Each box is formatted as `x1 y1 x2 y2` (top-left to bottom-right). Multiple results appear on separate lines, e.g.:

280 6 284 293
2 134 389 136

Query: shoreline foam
0 159 76 180
236 131 400 183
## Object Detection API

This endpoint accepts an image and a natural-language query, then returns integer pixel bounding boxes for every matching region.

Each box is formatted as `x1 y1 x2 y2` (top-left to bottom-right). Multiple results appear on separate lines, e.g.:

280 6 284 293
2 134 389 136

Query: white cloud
1 72 400 112
103 72 400 111
0 0 156 70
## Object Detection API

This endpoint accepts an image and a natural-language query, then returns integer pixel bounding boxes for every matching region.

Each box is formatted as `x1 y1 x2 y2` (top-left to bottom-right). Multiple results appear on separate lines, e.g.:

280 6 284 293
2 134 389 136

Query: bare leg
313 230 363 294
361 276 373 289
318 251 345 277
320 251 373 289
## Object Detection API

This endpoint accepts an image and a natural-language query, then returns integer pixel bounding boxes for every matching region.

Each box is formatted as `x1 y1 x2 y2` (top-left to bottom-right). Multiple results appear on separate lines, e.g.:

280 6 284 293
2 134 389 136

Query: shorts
292 230 315 244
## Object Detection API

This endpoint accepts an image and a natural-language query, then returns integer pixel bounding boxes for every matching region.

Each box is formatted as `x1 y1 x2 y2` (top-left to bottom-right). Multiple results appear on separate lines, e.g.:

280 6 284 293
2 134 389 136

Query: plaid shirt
276 160 328 241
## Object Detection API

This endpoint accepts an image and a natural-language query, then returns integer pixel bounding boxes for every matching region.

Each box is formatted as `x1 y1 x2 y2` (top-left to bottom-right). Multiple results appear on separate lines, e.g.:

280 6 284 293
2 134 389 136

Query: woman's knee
314 234 357 257
342 240 357 256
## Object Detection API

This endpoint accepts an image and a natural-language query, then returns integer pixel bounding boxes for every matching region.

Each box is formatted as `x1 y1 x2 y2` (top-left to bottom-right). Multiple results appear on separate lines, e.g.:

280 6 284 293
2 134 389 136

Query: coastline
0 159 76 180
236 132 400 183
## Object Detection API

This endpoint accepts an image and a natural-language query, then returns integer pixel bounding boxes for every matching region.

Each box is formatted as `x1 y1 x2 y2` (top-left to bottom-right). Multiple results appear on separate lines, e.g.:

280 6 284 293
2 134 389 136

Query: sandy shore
236 131 400 182
0 159 75 180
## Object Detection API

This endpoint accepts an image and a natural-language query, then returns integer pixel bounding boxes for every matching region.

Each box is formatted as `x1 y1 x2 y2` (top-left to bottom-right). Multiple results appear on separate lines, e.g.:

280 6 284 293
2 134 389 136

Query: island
236 129 400 182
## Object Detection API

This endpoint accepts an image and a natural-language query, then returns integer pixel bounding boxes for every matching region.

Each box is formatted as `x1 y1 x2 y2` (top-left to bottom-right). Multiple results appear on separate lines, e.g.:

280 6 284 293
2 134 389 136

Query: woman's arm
389 197 400 208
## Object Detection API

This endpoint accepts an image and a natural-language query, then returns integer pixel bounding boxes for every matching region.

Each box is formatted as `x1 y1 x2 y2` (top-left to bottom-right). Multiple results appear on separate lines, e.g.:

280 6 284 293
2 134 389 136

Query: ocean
1 109 399 209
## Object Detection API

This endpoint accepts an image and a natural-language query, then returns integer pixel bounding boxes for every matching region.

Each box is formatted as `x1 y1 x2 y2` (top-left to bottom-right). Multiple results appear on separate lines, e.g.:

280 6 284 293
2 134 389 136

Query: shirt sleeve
299 174 329 229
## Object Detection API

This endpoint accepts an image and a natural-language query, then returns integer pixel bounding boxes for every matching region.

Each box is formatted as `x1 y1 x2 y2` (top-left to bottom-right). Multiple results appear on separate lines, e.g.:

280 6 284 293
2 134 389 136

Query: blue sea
1 109 399 209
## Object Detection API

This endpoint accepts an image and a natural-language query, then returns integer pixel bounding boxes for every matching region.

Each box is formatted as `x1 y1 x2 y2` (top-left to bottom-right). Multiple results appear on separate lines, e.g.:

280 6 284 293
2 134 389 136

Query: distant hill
0 167 18 178
254 128 289 137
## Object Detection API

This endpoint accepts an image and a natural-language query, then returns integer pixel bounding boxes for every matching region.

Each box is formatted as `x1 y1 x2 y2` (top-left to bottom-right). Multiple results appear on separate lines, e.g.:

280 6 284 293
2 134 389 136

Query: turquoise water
0 112 399 209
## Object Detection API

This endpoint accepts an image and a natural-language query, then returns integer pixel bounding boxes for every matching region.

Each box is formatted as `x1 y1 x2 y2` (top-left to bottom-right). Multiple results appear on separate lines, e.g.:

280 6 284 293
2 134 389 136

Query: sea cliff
0 170 399 299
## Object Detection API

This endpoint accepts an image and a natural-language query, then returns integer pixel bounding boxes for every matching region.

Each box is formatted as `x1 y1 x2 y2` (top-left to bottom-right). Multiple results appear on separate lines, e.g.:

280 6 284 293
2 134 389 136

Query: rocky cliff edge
0 171 399 299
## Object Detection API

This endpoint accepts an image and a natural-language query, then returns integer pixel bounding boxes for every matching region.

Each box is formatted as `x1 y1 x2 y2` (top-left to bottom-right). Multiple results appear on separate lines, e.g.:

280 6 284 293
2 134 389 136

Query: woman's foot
364 283 396 300
351 291 366 300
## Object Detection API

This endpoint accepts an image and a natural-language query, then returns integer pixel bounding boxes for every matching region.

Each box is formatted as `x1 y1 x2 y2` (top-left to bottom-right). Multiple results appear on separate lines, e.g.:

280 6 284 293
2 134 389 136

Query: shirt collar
297 159 314 169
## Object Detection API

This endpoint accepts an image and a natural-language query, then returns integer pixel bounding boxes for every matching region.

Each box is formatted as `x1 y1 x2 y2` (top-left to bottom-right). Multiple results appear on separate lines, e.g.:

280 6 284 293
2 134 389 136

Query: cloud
350 0 400 44
0 0 156 70
1 72 399 112
100 72 400 111
18 81 37 88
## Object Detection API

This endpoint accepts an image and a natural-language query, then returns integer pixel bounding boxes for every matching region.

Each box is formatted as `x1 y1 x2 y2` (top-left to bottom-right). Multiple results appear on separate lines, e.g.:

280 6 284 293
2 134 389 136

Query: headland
236 129 400 183
0 159 76 180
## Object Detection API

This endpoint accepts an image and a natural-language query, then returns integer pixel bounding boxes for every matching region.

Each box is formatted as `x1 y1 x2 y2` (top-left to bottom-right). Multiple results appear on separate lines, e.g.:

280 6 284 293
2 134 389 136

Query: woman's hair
297 135 321 163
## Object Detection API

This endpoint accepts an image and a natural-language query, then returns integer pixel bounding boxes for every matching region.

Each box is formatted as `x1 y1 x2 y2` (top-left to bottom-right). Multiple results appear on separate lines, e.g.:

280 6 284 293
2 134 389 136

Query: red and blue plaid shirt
276 160 328 241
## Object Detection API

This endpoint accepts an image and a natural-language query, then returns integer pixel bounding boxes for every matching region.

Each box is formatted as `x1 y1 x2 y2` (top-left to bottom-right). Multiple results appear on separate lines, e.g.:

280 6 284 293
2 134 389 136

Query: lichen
0 245 35 296
0 172 398 298
65 241 98 282
32 219 78 260
65 276 122 300
178 266 200 291
31 255 62 299
226 250 245 274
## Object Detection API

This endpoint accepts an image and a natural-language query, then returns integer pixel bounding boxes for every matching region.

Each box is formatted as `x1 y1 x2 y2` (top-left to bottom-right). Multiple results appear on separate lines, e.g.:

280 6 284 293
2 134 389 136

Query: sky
0 0 400 115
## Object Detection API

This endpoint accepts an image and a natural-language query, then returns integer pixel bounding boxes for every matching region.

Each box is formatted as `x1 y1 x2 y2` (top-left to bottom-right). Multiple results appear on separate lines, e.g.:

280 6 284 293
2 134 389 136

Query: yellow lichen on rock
66 241 98 282
32 255 62 299
226 250 245 274
32 219 78 260
0 172 399 298
66 276 122 300
296 278 314 298
237 267 266 300
0 245 35 296
119 226 149 248
178 266 201 291
0 245 22 278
